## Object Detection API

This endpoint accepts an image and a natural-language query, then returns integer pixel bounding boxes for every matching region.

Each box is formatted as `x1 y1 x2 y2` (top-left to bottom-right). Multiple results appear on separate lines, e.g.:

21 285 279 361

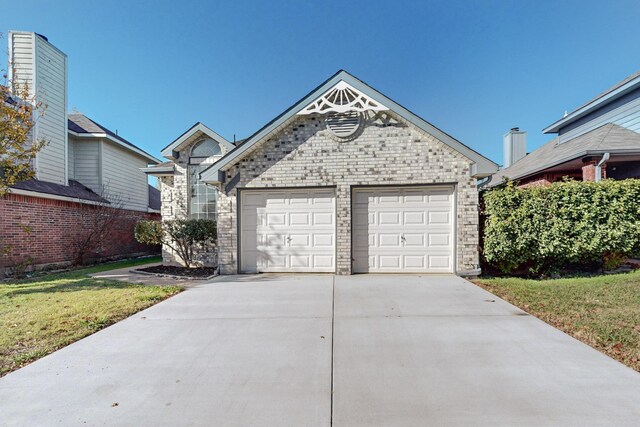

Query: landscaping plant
135 219 216 268
482 179 640 275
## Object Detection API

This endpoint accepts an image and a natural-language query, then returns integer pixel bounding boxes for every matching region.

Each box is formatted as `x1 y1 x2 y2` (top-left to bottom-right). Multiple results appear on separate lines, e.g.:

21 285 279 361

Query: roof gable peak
298 80 388 115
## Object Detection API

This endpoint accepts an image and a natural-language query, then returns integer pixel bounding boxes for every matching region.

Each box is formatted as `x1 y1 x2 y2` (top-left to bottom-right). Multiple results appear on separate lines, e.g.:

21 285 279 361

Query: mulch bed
136 265 217 278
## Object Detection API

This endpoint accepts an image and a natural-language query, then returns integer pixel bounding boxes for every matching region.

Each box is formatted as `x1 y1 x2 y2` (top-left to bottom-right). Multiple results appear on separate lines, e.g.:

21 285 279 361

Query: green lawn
0 257 182 376
475 271 640 372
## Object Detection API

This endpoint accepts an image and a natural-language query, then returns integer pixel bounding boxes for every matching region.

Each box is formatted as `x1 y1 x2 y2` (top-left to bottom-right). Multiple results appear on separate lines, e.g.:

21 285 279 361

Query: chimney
8 31 68 185
503 127 526 168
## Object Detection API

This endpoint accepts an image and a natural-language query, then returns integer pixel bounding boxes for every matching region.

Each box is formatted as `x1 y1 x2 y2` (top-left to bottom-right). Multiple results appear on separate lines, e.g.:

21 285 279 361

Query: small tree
1 39 47 196
135 219 217 268
70 187 128 265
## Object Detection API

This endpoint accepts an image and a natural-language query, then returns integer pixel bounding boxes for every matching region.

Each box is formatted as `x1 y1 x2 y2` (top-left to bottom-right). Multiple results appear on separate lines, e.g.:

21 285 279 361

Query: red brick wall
0 193 160 274
518 171 583 187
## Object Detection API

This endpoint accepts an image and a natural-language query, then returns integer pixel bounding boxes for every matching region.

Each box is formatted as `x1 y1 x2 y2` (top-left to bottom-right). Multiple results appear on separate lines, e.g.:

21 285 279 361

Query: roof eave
490 148 640 186
68 130 160 164
201 70 498 182
543 76 640 134
160 122 233 159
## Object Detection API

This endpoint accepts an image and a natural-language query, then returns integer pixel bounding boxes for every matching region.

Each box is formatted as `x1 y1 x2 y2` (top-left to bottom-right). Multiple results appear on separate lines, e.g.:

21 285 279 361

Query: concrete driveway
1 275 639 426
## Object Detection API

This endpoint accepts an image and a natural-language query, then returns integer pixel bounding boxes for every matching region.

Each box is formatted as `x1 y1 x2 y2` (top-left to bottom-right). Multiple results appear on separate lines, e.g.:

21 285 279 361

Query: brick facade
0 193 160 277
210 111 480 275
158 143 231 267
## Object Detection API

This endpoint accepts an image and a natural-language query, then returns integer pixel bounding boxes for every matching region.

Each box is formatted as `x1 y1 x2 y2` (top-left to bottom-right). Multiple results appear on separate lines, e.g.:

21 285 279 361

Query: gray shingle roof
487 124 640 187
68 113 158 162
148 185 161 210
12 179 109 203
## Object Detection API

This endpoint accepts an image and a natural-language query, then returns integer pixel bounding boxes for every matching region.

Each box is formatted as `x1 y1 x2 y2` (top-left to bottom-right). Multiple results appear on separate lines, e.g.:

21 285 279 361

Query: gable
160 122 234 160
200 70 498 183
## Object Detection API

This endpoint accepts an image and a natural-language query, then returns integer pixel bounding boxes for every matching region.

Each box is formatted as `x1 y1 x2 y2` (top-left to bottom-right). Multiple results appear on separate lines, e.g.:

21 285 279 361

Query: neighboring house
488 71 640 187
145 70 498 275
1 31 161 274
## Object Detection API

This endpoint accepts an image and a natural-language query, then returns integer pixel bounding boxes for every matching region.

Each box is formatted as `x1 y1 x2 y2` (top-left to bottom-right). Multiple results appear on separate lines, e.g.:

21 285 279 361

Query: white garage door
352 186 454 273
240 188 336 273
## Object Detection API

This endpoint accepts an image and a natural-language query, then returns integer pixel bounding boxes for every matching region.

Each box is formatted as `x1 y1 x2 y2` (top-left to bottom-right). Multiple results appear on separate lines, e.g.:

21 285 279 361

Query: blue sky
3 0 640 165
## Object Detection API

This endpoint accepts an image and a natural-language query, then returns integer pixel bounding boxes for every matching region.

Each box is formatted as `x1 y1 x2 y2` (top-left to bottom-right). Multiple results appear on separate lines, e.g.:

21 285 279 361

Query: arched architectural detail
191 138 221 157
298 81 388 115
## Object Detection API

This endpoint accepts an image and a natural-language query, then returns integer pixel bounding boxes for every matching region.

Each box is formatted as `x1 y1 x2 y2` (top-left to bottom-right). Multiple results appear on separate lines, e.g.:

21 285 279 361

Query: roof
487 123 640 187
160 122 234 159
544 71 640 134
140 161 175 175
148 185 161 211
11 179 109 203
200 70 498 182
68 113 160 164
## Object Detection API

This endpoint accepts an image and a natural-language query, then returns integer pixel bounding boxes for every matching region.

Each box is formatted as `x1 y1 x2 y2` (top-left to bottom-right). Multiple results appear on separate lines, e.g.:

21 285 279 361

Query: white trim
67 130 160 164
543 76 640 134
201 71 498 183
161 122 234 159
63 51 69 185
298 81 388 115
140 166 174 175
32 33 40 180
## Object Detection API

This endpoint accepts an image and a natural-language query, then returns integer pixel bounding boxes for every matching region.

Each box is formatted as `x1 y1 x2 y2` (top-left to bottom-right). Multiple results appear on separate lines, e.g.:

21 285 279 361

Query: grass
0 257 182 376
475 270 640 372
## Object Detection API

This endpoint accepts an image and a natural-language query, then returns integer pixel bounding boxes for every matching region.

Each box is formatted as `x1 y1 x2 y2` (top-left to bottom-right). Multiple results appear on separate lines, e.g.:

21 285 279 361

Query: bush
135 219 217 268
482 179 640 275
134 220 163 246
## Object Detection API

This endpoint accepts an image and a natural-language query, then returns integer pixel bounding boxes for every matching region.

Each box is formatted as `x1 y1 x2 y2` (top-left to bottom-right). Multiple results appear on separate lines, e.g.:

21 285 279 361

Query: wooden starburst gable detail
297 81 389 115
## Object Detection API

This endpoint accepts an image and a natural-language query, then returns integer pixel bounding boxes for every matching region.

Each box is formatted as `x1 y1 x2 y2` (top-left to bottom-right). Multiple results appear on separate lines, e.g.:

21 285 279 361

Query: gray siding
9 32 68 185
72 138 101 192
8 32 34 91
101 141 150 211
67 138 75 179
559 86 640 143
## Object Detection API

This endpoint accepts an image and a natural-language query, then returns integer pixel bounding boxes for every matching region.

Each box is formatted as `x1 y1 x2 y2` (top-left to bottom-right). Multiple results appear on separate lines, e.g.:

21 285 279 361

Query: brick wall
214 111 480 275
0 193 160 276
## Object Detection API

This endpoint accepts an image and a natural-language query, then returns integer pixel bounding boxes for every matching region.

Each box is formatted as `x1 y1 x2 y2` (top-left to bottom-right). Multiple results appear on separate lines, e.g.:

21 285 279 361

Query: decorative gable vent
326 111 361 138
298 81 388 115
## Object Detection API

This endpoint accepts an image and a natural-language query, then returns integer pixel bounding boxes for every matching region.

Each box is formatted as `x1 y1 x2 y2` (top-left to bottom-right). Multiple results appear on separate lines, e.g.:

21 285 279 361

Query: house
487 71 640 187
145 71 498 275
1 31 161 274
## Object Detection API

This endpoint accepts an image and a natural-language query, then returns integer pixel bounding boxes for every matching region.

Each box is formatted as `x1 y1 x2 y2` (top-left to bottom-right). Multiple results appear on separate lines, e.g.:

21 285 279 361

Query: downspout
595 153 610 182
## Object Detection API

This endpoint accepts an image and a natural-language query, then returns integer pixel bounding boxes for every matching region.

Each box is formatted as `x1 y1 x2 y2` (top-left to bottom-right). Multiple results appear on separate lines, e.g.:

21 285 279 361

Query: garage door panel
404 233 425 247
379 212 400 225
313 255 335 269
353 186 454 273
428 233 450 246
379 234 401 247
312 212 334 226
404 255 426 269
289 234 310 247
428 255 451 269
428 211 450 225
313 234 334 247
289 212 310 226
404 211 425 225
241 189 336 273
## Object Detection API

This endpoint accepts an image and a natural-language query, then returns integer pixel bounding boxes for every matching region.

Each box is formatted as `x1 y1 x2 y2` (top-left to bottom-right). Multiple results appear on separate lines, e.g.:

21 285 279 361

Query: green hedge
482 179 640 275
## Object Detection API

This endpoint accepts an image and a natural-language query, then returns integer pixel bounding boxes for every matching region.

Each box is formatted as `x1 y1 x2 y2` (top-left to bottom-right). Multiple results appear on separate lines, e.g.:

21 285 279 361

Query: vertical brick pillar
582 159 597 182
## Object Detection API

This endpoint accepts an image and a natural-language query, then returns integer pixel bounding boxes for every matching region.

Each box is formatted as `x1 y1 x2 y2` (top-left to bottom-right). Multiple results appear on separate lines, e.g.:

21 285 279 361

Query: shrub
135 219 217 268
482 179 640 275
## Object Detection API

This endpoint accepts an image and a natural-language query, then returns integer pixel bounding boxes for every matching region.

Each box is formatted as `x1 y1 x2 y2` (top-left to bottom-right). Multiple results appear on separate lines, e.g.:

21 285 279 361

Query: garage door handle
286 236 292 244
401 234 406 246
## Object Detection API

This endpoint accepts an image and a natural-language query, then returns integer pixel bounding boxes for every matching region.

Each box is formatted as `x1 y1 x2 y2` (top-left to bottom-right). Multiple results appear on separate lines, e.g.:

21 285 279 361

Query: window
191 138 221 158
188 138 222 220
189 165 217 220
